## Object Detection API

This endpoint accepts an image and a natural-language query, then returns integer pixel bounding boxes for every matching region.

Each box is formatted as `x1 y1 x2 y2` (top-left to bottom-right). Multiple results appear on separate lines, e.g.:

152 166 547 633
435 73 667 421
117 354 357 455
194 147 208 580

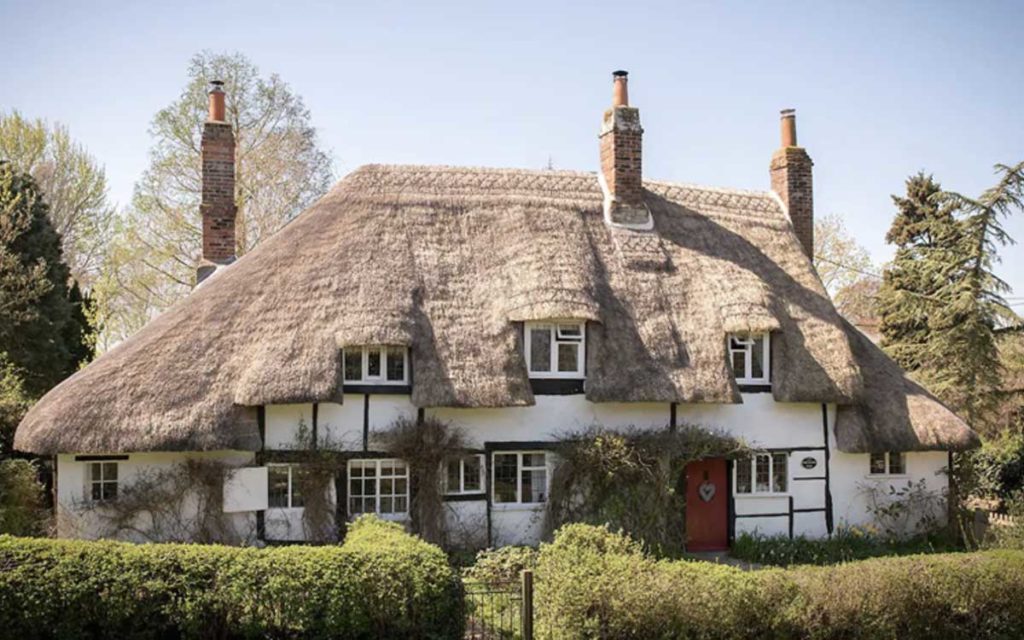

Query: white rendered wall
55 450 256 542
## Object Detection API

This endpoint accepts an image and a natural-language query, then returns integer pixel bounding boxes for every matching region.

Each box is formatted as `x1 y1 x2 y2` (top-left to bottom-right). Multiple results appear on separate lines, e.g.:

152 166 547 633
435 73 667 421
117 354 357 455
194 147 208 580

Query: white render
55 390 950 547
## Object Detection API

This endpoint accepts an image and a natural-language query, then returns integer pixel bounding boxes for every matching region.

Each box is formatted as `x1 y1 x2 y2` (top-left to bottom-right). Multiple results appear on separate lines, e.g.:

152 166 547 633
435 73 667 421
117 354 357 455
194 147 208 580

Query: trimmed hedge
0 515 463 640
537 524 1024 639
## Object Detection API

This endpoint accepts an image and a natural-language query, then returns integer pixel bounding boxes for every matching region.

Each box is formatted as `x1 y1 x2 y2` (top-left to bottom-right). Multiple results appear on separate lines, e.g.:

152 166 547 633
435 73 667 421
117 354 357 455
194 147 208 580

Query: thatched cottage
16 72 977 549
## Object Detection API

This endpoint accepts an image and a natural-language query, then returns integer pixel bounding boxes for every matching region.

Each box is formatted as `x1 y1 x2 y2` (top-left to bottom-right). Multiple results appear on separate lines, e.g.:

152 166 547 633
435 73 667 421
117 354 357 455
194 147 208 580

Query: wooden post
521 569 534 640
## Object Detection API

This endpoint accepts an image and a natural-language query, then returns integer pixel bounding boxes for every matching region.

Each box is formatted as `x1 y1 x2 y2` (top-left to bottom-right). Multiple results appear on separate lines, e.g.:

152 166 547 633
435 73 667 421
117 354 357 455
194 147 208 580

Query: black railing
464 570 535 640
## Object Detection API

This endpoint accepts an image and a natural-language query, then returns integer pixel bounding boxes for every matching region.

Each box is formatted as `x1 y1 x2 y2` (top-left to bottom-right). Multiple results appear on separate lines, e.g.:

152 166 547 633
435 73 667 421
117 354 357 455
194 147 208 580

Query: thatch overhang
834 322 979 453
14 165 977 454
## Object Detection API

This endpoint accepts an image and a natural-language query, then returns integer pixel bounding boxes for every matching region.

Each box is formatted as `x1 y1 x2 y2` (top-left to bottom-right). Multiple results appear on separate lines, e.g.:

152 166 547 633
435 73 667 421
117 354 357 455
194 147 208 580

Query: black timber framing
821 403 835 535
74 454 129 462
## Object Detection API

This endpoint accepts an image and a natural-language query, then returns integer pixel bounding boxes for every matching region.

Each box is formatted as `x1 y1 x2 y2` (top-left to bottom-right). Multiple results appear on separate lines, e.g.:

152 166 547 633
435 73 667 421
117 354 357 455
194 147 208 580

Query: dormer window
729 333 770 385
343 346 409 385
525 321 585 378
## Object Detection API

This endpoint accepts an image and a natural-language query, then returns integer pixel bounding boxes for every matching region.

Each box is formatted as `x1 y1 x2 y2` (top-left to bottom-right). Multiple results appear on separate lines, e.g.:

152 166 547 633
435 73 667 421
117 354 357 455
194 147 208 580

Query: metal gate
464 570 535 640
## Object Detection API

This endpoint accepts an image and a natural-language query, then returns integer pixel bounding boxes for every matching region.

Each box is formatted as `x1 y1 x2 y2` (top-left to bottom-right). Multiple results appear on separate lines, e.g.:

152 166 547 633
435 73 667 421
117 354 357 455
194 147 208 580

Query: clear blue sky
2 0 1022 300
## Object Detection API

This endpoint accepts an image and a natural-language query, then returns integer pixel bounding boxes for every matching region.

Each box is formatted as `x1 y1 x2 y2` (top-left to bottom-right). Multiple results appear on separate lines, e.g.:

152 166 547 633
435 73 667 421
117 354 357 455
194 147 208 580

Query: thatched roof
15 165 976 454
834 322 980 453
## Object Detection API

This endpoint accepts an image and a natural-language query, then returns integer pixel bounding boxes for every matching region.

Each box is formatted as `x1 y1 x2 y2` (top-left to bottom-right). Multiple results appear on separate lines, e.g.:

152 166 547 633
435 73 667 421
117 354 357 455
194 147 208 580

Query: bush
463 545 538 586
0 515 463 639
731 527 959 567
0 459 46 536
536 523 1024 639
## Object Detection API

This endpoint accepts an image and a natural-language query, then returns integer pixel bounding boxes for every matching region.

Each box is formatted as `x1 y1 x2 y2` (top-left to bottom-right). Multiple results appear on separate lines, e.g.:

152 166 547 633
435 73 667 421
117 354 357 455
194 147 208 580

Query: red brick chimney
197 80 237 284
770 109 814 259
600 71 651 228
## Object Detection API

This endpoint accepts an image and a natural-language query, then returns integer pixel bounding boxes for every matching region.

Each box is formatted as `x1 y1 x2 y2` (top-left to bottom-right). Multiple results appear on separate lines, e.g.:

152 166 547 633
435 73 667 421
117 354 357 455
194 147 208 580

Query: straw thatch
15 165 975 454
834 322 979 453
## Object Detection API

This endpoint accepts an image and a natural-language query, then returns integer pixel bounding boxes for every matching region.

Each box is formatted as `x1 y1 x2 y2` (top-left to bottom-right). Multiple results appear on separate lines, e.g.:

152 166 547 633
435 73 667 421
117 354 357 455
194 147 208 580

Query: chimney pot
611 70 629 107
780 108 797 147
208 80 226 123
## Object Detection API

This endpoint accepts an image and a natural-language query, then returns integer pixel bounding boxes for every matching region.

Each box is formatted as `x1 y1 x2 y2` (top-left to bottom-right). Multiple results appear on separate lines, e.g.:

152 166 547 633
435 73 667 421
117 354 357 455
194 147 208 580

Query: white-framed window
348 459 409 517
443 454 485 495
492 451 548 505
734 453 788 494
869 452 906 476
343 346 409 385
525 321 585 378
86 462 118 502
267 464 305 509
728 333 770 384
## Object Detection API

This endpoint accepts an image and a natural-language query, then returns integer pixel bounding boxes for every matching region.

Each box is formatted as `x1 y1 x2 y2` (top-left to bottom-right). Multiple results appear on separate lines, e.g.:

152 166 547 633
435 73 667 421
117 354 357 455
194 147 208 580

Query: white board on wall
223 467 268 513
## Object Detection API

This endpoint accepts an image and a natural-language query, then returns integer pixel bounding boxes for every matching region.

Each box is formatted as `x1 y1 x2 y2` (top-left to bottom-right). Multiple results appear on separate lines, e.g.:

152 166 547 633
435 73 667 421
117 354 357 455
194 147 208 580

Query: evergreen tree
877 173 958 372
0 162 93 397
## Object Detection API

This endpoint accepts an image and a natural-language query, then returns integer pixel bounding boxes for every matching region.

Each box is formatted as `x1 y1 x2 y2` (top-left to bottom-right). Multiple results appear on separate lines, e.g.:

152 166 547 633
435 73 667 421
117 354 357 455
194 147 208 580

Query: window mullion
550 328 557 373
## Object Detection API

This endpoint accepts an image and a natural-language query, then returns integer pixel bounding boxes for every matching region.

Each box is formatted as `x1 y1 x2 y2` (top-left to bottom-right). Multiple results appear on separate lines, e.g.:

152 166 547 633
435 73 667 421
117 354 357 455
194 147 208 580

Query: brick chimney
599 71 651 228
196 80 237 285
770 109 814 259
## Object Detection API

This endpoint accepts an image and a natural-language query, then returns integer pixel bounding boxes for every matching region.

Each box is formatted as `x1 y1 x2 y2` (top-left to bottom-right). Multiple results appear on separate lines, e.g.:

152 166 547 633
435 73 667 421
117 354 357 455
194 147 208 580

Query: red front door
685 458 728 551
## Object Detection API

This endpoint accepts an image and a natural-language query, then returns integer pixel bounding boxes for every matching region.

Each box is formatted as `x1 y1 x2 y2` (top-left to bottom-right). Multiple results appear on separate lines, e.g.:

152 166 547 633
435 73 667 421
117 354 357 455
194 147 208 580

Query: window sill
865 474 910 480
266 506 305 513
349 512 409 522
443 493 486 502
342 384 412 395
529 378 584 395
491 502 546 512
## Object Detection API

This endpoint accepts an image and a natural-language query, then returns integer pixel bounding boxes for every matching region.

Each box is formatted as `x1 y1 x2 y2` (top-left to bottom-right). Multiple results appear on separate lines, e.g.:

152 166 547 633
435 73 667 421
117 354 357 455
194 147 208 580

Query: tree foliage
99 51 333 346
0 111 114 286
0 163 93 397
878 165 1024 427
814 213 880 325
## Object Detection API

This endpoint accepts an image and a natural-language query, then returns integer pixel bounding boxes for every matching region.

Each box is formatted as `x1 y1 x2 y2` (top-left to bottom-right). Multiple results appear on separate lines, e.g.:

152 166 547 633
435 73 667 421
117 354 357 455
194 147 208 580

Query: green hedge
0 515 463 640
536 523 1024 639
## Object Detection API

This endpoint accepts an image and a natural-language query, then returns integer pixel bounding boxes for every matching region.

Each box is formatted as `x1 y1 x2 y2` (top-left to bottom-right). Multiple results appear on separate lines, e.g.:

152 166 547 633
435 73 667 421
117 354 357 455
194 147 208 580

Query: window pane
530 327 552 372
522 467 547 503
557 324 582 339
394 496 408 514
103 482 117 501
755 454 771 492
735 457 752 494
91 463 102 481
557 343 579 373
888 452 905 475
751 335 765 379
103 463 118 481
366 347 382 377
290 471 305 508
869 453 887 475
380 497 394 514
771 453 787 493
494 454 518 503
446 459 462 493
91 482 103 501
268 467 290 508
463 456 481 492
344 349 363 381
522 453 546 468
731 350 747 379
386 347 405 381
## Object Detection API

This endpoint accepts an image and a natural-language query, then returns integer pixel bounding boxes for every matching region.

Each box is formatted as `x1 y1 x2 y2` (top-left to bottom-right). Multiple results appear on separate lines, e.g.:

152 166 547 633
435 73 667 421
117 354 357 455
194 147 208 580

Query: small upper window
443 454 485 495
525 322 585 378
869 452 906 476
267 464 305 509
729 333 770 384
87 462 118 502
344 346 409 385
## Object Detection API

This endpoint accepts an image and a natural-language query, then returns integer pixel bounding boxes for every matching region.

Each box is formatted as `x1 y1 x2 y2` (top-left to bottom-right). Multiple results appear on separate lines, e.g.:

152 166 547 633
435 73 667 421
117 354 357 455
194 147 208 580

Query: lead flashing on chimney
598 171 654 231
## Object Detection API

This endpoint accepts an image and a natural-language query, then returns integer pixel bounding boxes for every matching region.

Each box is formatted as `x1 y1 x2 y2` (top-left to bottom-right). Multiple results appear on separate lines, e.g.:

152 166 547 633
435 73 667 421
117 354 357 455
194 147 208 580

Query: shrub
536 523 1024 639
0 459 46 536
731 527 959 567
0 515 463 639
463 545 538 586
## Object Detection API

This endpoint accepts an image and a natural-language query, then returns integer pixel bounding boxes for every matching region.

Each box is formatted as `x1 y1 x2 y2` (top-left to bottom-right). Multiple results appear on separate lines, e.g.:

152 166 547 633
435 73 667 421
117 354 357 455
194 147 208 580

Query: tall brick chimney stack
600 71 651 228
197 80 237 285
770 109 814 259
